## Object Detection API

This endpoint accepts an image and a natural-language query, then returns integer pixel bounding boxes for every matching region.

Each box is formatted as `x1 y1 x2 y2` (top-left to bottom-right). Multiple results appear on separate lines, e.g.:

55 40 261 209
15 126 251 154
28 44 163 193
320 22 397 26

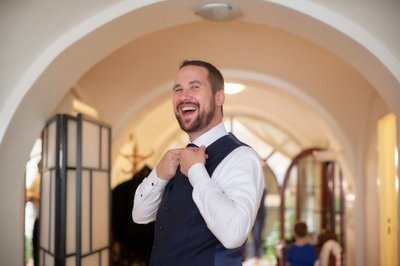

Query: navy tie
186 143 198 148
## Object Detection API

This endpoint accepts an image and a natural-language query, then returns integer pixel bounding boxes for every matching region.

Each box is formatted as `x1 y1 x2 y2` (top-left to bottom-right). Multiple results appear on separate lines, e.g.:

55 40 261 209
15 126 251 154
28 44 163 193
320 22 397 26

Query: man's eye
191 85 199 90
173 87 182 92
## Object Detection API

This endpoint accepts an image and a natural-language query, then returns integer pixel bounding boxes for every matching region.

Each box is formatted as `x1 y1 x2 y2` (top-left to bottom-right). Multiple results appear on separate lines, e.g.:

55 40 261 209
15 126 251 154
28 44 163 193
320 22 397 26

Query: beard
175 100 216 133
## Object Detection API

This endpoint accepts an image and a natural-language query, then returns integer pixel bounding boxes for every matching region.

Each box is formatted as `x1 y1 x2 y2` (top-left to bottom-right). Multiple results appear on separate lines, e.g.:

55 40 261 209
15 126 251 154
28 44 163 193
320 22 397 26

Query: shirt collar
191 122 227 148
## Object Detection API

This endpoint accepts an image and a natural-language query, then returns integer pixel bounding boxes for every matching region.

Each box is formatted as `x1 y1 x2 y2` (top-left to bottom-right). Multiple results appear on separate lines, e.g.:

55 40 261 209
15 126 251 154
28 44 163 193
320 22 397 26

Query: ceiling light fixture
225 83 245 94
194 2 241 22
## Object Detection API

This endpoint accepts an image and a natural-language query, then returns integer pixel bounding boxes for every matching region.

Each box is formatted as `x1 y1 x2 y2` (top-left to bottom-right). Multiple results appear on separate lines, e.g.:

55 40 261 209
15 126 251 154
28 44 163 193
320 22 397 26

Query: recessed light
225 83 244 94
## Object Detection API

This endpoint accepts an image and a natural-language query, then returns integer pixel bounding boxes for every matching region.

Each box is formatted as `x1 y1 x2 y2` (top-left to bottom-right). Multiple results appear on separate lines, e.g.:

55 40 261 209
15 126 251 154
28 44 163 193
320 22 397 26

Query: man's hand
180 145 207 176
156 148 183 180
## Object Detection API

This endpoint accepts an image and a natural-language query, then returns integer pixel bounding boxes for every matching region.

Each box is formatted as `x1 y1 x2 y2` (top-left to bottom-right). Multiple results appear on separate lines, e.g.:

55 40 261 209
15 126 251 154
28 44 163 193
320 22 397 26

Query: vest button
165 206 169 211
159 225 164 230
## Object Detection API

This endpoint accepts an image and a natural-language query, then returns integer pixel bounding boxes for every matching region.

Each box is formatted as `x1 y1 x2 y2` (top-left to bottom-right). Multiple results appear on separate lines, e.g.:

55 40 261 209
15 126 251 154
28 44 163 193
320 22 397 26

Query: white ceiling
67 18 380 166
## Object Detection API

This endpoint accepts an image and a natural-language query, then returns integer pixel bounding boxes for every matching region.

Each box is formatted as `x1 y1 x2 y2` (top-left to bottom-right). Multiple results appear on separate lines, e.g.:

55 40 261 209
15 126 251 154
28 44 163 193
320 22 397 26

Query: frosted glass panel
101 127 109 170
102 249 109 266
45 253 54 266
40 250 44 266
92 171 109 250
39 114 111 265
82 170 91 254
82 121 99 168
68 119 77 168
66 256 76 266
82 253 99 266
66 170 76 254
40 171 50 249
47 122 56 168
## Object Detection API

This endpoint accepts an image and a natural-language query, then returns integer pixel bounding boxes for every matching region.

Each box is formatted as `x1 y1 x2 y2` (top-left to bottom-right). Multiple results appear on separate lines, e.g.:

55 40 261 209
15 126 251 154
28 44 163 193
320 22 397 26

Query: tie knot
186 143 198 148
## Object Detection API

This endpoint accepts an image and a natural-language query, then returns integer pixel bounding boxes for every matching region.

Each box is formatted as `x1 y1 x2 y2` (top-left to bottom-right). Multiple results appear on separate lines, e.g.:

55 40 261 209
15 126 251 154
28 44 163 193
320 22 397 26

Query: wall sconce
39 114 111 266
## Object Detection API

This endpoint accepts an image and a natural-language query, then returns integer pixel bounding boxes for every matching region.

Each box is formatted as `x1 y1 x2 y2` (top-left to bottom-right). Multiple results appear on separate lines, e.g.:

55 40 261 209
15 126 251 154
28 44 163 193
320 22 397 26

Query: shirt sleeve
132 168 169 224
188 146 265 249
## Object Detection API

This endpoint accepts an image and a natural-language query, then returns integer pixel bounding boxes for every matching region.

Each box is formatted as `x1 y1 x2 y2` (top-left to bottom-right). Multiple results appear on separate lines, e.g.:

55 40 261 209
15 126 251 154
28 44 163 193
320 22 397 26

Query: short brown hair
179 60 224 94
294 221 308 237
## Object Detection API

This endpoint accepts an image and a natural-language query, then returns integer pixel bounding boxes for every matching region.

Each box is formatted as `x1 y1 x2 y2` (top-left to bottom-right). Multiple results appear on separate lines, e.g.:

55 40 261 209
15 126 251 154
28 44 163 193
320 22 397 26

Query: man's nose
181 88 194 100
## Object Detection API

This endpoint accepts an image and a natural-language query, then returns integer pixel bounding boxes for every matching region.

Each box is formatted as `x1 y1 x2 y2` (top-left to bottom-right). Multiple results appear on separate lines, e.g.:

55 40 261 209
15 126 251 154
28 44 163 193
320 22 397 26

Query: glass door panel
283 166 297 240
281 148 345 250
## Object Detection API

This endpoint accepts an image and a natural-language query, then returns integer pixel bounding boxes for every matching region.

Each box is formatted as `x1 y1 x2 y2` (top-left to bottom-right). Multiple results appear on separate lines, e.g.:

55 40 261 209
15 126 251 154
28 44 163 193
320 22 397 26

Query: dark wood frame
279 147 345 247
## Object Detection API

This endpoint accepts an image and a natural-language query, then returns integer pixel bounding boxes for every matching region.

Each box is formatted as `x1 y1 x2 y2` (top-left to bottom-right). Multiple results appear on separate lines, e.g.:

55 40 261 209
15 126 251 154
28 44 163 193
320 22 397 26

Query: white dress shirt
132 122 265 249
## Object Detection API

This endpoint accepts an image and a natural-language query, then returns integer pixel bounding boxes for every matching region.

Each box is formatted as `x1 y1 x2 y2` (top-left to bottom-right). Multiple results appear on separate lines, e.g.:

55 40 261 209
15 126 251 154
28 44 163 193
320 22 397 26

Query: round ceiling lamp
194 2 242 22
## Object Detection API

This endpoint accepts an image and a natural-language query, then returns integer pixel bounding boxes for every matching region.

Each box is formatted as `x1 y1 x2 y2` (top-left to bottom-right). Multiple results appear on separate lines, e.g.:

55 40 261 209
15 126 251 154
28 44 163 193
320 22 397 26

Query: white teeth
182 106 196 111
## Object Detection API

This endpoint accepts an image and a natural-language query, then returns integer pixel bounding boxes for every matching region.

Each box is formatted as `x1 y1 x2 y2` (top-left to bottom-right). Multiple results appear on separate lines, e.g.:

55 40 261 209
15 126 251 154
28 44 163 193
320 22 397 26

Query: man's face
172 65 216 134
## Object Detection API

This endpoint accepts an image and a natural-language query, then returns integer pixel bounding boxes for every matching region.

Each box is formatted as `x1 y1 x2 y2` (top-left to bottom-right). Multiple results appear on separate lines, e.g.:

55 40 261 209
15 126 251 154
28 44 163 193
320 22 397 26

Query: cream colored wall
0 0 117 141
363 93 391 266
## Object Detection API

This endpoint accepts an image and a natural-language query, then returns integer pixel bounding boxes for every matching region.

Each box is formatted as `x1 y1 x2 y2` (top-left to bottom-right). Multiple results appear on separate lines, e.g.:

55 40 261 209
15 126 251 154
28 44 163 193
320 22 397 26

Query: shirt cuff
150 168 169 190
188 163 209 186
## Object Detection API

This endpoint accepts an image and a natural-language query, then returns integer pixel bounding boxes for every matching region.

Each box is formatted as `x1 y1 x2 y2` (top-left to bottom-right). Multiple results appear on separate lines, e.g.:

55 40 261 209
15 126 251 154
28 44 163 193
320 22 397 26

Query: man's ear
215 90 225 107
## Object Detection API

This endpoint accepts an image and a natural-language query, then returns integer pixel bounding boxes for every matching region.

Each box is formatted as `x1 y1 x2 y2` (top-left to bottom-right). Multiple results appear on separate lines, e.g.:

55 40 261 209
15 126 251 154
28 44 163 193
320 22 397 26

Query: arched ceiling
72 20 380 168
2 0 396 170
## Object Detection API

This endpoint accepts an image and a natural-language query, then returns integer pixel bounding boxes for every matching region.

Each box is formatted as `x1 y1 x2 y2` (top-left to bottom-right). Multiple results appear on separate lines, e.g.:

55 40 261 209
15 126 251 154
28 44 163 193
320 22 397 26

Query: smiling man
132 60 265 266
